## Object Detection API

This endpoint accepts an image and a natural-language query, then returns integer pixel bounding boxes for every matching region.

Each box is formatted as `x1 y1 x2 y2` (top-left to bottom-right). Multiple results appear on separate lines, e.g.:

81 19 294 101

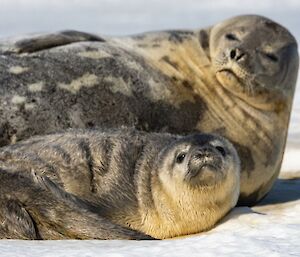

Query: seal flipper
0 169 154 240
12 30 105 54
0 199 38 239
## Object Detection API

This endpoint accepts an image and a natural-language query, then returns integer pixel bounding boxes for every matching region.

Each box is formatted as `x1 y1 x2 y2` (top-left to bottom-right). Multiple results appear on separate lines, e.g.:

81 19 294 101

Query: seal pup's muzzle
184 144 227 186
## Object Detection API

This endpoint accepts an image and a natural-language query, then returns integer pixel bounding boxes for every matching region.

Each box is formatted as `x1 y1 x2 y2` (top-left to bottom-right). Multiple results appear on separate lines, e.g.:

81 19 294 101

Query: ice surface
0 174 299 257
0 1 299 256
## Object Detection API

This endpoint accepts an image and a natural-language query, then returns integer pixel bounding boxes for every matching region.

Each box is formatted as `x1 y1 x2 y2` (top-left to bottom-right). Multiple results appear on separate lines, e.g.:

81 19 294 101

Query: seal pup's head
209 15 298 110
158 133 240 196
147 133 240 238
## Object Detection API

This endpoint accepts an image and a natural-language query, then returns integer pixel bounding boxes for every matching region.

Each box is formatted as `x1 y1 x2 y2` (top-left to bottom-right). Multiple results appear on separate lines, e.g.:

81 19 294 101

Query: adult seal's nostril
230 49 236 59
229 48 245 62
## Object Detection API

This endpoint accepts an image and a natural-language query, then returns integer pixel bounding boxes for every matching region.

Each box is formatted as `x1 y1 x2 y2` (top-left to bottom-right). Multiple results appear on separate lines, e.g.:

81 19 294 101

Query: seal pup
0 129 240 239
0 15 297 205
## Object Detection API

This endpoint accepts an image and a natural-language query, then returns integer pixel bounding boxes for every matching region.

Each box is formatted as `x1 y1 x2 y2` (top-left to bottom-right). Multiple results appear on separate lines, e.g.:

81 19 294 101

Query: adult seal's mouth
215 68 288 111
216 69 247 94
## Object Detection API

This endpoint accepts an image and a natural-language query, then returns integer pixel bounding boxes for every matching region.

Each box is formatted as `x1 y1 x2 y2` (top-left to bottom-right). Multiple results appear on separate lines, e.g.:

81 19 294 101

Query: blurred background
0 0 299 160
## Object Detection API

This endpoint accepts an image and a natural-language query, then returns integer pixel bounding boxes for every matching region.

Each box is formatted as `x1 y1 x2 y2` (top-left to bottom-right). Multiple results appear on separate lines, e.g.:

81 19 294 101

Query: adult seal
0 129 240 239
0 15 298 205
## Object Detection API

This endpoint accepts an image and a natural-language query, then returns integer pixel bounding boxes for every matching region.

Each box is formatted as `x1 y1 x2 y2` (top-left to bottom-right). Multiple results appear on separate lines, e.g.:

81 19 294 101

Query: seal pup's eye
225 33 239 41
176 153 186 164
264 53 278 62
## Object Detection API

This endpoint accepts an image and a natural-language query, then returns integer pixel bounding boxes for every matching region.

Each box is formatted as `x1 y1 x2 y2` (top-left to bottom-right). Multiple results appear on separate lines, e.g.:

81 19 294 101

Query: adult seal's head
142 133 240 239
210 15 298 110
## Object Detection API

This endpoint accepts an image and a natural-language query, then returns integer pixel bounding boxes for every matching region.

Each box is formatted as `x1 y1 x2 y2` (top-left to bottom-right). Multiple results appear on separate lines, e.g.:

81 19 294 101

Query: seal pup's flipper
9 30 105 54
0 169 154 240
0 199 38 239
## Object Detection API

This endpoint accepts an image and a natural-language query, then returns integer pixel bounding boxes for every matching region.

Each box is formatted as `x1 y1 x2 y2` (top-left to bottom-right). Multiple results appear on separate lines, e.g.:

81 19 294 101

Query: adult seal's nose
229 48 246 62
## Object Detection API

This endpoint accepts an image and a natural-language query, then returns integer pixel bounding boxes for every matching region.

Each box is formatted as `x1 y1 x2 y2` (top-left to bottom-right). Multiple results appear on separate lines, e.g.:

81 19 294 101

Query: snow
1 174 299 257
0 0 299 256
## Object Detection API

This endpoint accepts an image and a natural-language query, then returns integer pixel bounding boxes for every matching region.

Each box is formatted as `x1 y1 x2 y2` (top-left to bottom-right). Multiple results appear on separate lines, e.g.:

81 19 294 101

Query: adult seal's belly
0 15 298 205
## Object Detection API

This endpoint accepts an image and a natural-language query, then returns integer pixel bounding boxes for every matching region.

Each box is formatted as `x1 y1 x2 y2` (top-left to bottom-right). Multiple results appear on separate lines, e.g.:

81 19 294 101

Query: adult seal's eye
225 33 239 41
264 53 278 62
176 153 186 164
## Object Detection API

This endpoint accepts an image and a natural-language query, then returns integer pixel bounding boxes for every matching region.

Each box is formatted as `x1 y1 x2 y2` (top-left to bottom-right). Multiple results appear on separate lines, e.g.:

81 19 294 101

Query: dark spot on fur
199 30 209 49
182 80 193 90
0 123 16 147
93 137 114 177
160 56 179 70
132 34 146 40
167 31 194 43
78 139 96 193
171 76 179 82
199 29 211 60
134 94 206 134
152 44 160 48
86 121 95 128
137 44 148 48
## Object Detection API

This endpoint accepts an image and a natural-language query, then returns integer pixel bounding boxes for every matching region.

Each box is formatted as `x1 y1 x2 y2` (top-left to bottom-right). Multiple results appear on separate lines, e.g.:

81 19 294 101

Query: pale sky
0 0 299 37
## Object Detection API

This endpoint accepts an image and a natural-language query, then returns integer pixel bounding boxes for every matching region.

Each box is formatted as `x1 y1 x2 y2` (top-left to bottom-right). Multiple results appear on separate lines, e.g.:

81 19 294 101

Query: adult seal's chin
216 70 244 93
215 70 288 111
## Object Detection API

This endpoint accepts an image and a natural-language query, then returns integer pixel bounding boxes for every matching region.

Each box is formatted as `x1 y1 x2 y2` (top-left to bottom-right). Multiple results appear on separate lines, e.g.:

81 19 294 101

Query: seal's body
0 129 240 239
0 15 298 205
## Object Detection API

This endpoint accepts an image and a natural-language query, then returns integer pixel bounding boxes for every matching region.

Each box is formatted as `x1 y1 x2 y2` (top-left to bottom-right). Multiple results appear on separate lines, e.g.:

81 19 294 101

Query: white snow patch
0 174 299 257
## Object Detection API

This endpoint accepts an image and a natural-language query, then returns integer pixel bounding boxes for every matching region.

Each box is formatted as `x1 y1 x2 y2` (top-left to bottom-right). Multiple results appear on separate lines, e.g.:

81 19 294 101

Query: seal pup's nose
186 146 225 183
